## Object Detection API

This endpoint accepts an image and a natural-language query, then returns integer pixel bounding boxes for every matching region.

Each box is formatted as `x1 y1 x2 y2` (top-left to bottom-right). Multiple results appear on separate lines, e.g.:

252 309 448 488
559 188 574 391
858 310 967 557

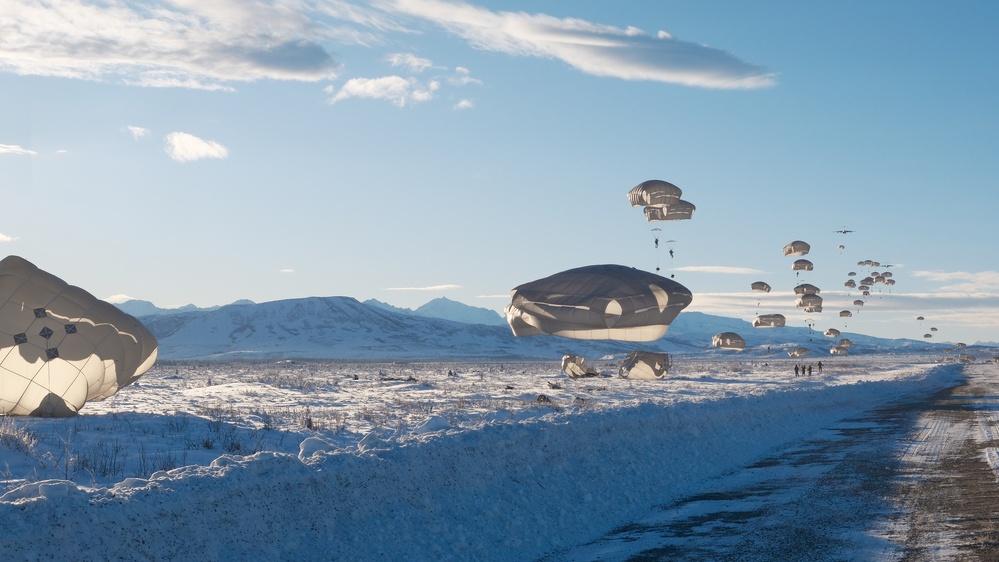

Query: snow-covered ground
0 354 968 560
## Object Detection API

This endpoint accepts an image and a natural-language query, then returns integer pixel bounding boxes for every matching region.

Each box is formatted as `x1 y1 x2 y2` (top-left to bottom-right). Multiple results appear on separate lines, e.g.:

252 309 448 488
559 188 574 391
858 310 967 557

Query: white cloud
164 132 230 163
0 0 352 89
387 53 433 73
126 125 149 140
912 270 999 292
327 76 440 106
453 99 474 110
0 233 17 243
0 144 37 155
279 269 296 274
674 265 765 275
385 0 775 89
386 284 462 291
448 66 481 86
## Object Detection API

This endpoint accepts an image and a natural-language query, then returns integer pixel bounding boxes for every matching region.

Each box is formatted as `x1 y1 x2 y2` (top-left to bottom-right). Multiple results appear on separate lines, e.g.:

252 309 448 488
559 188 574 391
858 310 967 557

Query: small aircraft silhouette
833 229 855 234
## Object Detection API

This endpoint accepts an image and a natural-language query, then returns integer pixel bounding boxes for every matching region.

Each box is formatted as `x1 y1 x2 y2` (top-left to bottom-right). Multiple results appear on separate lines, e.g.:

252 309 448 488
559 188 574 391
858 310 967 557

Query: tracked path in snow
544 363 999 561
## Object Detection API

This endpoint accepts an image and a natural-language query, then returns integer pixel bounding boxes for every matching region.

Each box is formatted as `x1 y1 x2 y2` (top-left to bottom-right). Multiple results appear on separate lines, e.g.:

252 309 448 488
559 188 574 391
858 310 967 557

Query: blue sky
2 1 997 345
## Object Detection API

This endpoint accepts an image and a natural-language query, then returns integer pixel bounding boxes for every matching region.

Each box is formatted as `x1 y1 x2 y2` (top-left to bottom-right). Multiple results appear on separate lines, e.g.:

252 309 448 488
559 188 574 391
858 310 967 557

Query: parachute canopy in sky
753 314 786 328
627 180 682 208
0 256 158 417
618 351 671 379
792 259 814 272
505 264 693 342
839 310 853 318
643 200 696 222
830 346 849 356
793 283 820 295
712 332 746 351
788 347 811 357
750 281 771 293
824 328 841 338
783 241 810 257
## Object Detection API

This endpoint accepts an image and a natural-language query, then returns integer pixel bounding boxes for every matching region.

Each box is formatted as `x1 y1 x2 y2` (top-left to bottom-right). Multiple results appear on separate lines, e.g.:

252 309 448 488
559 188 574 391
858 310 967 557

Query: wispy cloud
279 269 296 274
448 66 481 86
386 284 461 291
386 0 775 89
0 233 18 243
387 53 433 73
0 0 351 89
125 125 149 140
327 76 440 106
0 144 36 155
164 132 229 163
911 270 999 293
453 99 474 110
675 265 765 275
1 1 771 92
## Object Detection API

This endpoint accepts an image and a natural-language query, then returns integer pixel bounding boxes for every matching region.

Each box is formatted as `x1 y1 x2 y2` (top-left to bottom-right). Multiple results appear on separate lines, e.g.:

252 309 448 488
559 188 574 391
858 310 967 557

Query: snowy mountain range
118 296 970 361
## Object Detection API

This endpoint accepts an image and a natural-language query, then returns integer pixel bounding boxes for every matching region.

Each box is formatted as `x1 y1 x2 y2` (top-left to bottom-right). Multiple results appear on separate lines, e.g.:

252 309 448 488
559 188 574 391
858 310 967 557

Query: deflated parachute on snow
0 256 158 416
505 264 693 342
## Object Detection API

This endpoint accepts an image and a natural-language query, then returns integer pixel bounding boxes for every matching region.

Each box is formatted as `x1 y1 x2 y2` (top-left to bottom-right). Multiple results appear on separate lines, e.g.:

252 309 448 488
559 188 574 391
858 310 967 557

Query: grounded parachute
505 264 693 342
560 354 599 378
751 281 771 293
783 240 810 257
754 314 786 328
0 256 158 417
618 351 671 379
712 332 746 351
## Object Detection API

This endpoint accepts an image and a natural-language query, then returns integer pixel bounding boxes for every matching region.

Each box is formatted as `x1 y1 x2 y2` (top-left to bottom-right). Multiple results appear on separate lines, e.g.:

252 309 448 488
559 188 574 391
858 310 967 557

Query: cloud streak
164 132 229 163
385 0 775 88
327 75 440 106
675 265 765 275
385 284 461 291
0 233 17 243
0 144 37 155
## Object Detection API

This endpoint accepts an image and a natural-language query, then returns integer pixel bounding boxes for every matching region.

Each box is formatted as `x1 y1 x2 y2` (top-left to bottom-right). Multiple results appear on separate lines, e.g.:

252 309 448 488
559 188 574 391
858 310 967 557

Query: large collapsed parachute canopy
560 354 599 378
712 332 746 351
783 240 811 257
754 314 786 328
0 256 158 417
505 264 693 342
618 351 671 379
750 281 772 293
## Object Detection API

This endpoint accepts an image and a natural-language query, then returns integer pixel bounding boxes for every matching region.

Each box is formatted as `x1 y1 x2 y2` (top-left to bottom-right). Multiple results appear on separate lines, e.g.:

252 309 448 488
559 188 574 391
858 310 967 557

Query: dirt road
545 362 999 561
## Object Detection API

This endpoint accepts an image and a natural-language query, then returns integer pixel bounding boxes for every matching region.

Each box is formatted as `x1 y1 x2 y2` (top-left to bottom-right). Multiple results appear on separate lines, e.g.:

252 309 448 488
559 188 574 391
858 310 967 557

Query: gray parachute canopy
560 354 599 378
643 200 696 222
618 351 671 379
794 283 820 295
783 240 811 257
788 347 811 357
753 313 786 328
627 180 682 208
0 256 158 417
505 264 693 342
712 332 746 350
791 259 814 271
751 281 772 293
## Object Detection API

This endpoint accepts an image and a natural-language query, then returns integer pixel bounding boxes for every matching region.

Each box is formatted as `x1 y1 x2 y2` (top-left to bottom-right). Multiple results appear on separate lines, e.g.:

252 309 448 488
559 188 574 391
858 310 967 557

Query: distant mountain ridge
119 296 968 362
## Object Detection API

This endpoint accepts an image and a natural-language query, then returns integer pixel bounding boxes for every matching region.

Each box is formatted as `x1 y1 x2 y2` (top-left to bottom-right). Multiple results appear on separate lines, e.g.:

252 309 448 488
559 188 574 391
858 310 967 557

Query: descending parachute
783 241 811 257
505 264 692 342
824 328 841 338
753 314 786 328
839 310 853 318
618 351 671 379
628 180 682 208
830 346 849 356
793 283 820 295
751 281 772 293
0 256 158 417
644 200 696 222
788 347 811 357
837 338 853 348
712 332 746 351
791 259 814 272
795 294 823 312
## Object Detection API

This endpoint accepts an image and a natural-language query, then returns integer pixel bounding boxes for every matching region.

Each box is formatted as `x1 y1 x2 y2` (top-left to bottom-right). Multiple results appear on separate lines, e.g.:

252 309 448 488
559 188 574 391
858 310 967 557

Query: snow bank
0 363 959 561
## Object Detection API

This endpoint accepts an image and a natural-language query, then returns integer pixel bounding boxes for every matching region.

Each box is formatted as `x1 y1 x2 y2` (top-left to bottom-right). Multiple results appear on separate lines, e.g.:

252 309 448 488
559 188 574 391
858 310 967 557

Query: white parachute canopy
0 255 158 417
788 347 811 357
644 200 696 222
618 351 671 379
830 346 849 356
505 264 693 342
627 180 682 208
560 354 599 378
712 332 746 351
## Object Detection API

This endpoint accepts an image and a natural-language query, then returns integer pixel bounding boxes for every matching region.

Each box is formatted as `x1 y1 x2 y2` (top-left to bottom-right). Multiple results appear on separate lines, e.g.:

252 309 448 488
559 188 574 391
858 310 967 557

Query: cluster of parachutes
504 179 696 379
0 256 158 417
